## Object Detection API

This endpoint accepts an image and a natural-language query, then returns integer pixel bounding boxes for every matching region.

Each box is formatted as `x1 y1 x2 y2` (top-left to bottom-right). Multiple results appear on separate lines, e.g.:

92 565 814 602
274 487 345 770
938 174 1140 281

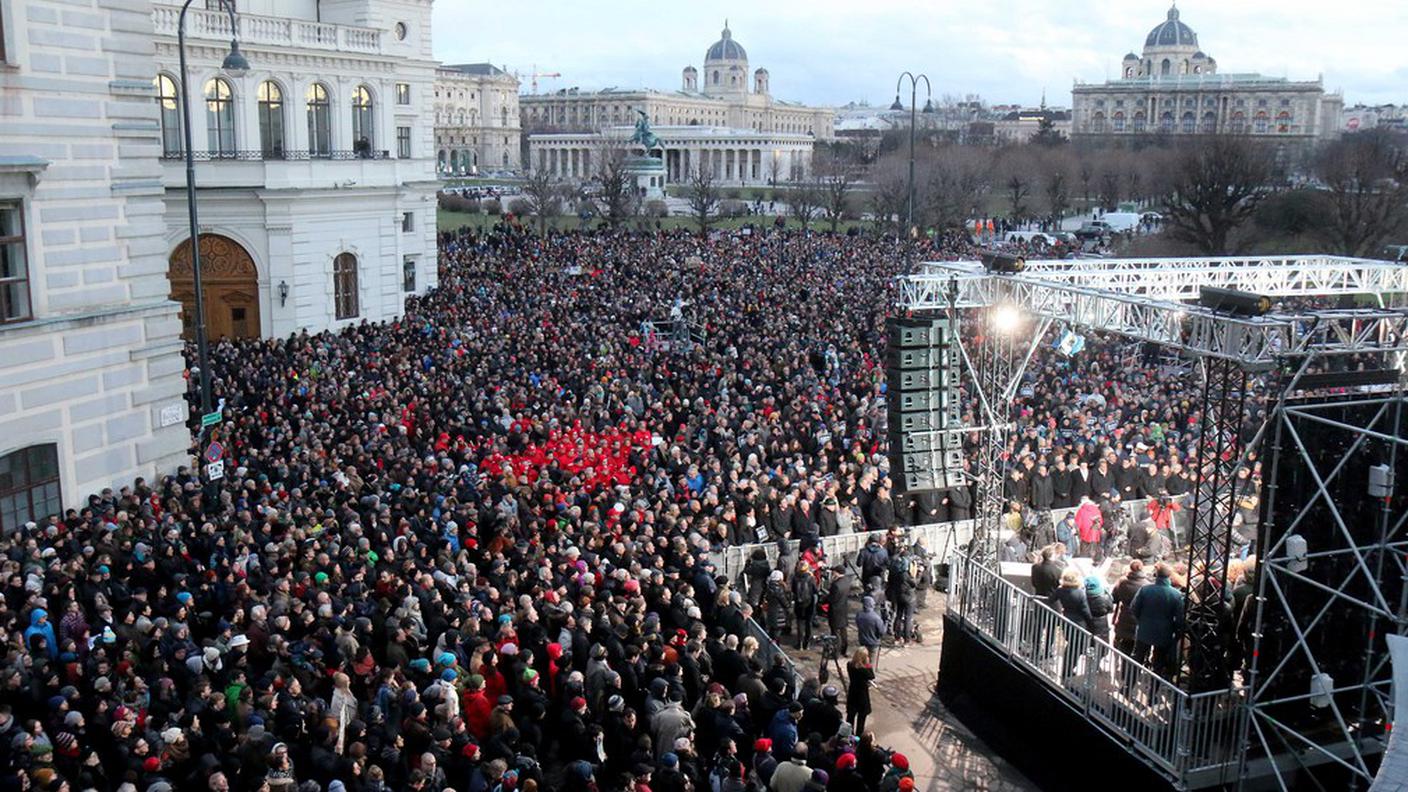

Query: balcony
158 147 430 193
152 6 385 56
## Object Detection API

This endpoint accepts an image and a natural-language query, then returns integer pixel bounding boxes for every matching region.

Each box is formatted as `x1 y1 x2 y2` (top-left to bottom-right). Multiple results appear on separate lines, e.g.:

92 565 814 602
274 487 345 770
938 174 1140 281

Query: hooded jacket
855 597 884 648
25 609 58 659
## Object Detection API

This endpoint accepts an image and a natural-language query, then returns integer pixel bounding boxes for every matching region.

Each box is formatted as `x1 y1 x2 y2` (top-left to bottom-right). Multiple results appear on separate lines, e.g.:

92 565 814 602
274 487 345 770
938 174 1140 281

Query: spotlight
992 304 1022 334
1198 286 1271 317
980 251 1026 274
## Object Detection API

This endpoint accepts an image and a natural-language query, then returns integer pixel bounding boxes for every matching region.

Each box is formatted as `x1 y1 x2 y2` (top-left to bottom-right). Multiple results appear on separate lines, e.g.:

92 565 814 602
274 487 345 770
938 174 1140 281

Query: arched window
1091 112 1106 133
1201 112 1217 133
0 445 60 532
352 86 374 154
1276 111 1292 133
1181 112 1196 134
1112 112 1126 132
1125 67 1134 78
1231 112 1246 133
712 70 719 85
1161 59 1171 76
1133 111 1147 132
333 253 359 319
204 77 235 156
307 83 332 157
1254 112 1269 134
258 81 285 158
154 74 182 156
1159 112 1174 133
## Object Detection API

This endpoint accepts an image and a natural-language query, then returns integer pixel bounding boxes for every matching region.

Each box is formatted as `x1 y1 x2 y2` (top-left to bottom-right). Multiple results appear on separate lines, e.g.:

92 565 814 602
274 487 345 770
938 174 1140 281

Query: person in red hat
752 738 777 786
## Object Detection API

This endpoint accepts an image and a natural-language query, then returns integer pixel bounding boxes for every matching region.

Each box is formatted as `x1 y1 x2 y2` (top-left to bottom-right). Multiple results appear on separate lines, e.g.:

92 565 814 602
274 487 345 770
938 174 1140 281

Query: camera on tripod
818 633 840 660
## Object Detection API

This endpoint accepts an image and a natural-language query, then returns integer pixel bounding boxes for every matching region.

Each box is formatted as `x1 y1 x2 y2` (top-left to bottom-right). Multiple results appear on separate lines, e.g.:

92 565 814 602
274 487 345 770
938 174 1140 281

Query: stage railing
948 552 1245 785
713 494 1196 584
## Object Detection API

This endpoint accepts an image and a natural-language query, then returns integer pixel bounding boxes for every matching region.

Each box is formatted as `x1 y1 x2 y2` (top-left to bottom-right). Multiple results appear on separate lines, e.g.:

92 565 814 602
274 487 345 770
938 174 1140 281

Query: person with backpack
856 535 889 595
791 561 819 651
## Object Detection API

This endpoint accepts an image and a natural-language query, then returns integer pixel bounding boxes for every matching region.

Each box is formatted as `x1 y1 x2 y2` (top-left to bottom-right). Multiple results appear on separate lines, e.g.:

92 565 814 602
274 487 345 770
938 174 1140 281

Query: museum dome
705 22 747 63
1145 5 1198 48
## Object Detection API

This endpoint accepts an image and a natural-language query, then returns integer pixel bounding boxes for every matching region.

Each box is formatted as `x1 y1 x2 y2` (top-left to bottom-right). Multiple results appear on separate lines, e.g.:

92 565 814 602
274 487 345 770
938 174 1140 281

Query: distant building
528 125 816 187
150 0 440 340
434 64 522 174
1341 104 1408 133
1071 5 1342 143
522 22 833 179
993 99 1073 144
1 0 189 526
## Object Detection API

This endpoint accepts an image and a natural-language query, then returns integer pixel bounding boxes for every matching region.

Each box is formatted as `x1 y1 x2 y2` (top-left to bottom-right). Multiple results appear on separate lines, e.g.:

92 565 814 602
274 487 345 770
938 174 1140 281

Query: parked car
1076 221 1113 239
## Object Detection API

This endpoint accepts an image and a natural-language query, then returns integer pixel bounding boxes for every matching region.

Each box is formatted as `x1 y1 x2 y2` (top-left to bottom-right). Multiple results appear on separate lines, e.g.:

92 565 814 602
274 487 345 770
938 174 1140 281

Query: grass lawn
438 209 874 234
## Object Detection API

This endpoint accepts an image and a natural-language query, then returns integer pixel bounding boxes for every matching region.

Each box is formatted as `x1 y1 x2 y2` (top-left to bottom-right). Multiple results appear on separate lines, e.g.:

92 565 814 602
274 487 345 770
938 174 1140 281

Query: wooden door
167 234 261 340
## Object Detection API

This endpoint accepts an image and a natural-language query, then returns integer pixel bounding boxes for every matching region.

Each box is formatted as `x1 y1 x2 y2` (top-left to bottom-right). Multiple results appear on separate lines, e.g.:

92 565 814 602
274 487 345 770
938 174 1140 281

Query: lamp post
890 72 934 237
177 0 249 423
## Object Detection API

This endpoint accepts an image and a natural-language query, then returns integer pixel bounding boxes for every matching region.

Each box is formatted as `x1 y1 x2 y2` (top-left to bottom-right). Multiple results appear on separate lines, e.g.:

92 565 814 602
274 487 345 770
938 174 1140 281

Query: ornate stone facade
434 64 521 174
521 23 833 144
528 126 816 187
1071 5 1342 143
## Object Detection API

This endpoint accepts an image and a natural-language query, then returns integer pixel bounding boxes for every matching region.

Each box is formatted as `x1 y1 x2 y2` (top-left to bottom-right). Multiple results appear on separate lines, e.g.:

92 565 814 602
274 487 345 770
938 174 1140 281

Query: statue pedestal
624 154 667 200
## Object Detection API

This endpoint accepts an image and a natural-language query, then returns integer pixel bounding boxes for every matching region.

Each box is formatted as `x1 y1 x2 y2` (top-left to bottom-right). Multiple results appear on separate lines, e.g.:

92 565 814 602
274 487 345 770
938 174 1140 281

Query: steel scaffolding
899 254 1408 788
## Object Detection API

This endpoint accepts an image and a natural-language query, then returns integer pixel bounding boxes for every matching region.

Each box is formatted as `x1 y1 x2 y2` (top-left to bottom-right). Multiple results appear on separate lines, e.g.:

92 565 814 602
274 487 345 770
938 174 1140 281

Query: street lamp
177 0 246 424
892 72 933 237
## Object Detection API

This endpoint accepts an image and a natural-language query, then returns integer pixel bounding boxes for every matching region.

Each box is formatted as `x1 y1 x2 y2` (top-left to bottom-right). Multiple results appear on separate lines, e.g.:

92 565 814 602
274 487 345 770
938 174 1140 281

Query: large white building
521 22 833 182
434 63 521 175
1071 5 1342 143
528 126 817 187
151 0 440 340
1 0 190 529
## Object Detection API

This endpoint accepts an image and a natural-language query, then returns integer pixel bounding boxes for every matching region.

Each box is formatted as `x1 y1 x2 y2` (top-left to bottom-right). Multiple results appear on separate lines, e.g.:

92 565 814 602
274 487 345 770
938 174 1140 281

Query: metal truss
1184 355 1251 692
1241 394 1408 789
900 268 1408 364
921 255 1408 303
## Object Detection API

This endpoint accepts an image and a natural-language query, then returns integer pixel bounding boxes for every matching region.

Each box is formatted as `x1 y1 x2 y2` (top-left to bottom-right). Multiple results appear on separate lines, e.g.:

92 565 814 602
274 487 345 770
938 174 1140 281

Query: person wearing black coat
1029 549 1065 600
1111 561 1150 656
1089 460 1114 502
845 650 875 734
946 484 973 522
822 566 853 655
743 550 771 607
791 567 819 651
1029 465 1054 512
909 490 945 526
1053 569 1095 681
1069 460 1092 503
1051 459 1074 509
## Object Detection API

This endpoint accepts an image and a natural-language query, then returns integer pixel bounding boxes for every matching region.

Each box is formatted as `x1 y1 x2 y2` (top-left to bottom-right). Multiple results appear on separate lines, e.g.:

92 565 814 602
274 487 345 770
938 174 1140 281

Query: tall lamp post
890 72 934 237
177 0 249 424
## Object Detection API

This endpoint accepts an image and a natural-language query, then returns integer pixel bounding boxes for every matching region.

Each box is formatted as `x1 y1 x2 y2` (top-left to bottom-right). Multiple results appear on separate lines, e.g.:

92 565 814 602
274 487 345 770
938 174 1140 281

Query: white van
1100 212 1143 233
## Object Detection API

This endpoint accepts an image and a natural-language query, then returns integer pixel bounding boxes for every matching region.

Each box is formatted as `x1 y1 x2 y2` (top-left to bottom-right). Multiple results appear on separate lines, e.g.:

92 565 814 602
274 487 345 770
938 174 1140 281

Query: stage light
1285 533 1308 573
1198 286 1271 317
992 304 1022 334
980 251 1026 274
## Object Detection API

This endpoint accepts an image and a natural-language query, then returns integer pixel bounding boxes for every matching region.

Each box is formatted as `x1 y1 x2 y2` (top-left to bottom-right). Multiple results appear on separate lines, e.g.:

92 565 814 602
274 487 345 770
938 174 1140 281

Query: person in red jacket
1075 496 1104 561
460 674 494 740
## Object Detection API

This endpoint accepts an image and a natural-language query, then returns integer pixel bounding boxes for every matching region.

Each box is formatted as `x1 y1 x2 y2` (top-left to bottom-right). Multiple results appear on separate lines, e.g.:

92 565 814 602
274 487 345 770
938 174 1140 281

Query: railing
161 150 392 162
713 494 1196 586
949 553 1245 786
152 5 384 55
743 616 804 691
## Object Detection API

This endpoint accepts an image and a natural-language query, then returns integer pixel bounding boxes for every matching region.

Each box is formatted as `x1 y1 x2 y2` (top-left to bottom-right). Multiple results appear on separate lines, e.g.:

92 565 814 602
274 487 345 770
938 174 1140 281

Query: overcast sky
432 0 1407 109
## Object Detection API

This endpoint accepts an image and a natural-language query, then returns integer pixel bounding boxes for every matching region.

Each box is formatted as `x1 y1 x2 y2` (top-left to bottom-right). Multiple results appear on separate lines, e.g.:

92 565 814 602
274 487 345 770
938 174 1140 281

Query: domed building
520 21 834 186
1072 4 1341 144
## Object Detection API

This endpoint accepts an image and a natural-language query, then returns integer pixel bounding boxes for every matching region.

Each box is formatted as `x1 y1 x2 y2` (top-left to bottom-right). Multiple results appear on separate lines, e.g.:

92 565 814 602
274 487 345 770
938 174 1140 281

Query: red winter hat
754 738 772 753
835 753 857 771
891 753 909 770
143 757 161 772
570 696 587 710
899 778 915 791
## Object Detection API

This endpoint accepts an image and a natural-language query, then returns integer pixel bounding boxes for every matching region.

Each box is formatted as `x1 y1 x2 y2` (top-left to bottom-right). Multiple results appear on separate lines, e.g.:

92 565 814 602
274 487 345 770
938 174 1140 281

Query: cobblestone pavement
786 593 1038 791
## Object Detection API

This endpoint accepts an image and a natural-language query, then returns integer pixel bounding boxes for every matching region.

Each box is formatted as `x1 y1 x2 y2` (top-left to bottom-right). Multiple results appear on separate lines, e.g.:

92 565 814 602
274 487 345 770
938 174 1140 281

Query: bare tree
787 179 823 230
815 149 858 232
766 154 783 188
592 140 639 228
995 147 1035 220
1163 136 1275 255
1315 130 1408 257
686 164 721 235
522 169 566 236
918 145 991 233
1077 160 1094 213
868 155 909 237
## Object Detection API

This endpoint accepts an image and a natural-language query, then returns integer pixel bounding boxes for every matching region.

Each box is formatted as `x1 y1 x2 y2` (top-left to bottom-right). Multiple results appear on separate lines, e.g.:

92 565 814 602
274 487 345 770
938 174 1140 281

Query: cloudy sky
433 0 1407 108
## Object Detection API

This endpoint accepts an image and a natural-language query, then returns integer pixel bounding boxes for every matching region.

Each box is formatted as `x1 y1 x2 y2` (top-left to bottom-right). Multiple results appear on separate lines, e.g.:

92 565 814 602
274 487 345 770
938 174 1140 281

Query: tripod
816 635 847 690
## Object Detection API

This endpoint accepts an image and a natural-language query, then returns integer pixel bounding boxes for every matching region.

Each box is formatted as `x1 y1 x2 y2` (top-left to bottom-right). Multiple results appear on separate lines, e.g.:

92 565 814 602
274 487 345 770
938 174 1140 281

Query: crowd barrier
713 493 1194 585
949 552 1245 786
743 616 804 690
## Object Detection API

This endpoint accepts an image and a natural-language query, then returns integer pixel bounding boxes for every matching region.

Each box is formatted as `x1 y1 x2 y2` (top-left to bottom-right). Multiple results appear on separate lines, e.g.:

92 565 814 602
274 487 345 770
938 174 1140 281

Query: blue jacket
25 609 57 659
768 708 799 760
1130 576 1184 647
856 596 885 648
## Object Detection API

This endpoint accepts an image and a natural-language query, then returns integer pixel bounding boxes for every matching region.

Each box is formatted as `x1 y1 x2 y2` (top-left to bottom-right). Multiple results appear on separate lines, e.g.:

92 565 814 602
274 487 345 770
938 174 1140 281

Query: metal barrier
948 552 1244 787
744 616 804 690
712 494 1195 585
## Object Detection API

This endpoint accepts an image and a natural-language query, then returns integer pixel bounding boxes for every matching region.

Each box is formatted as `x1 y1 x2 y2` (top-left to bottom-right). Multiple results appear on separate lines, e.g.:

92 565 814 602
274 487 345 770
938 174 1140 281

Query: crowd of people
1 217 1274 791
